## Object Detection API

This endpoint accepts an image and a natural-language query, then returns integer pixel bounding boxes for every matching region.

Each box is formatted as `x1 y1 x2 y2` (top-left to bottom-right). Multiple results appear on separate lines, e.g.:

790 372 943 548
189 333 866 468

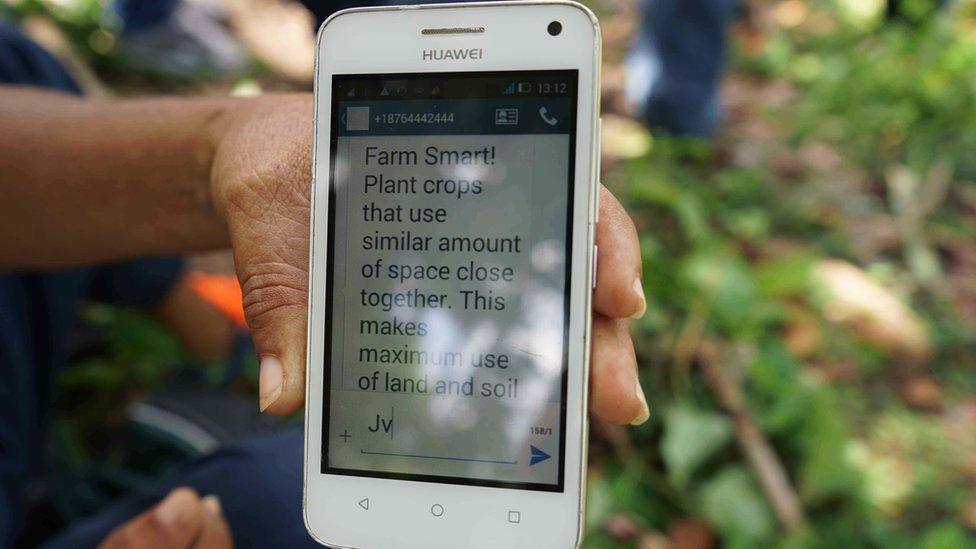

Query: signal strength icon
502 82 515 95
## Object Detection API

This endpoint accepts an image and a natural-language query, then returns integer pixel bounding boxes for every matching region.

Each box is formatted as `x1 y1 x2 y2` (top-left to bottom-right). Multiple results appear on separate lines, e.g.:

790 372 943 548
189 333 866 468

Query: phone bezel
304 3 600 547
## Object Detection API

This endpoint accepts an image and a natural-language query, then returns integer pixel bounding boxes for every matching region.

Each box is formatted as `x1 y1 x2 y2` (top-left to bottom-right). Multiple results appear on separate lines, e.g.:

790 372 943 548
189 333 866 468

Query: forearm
0 86 238 269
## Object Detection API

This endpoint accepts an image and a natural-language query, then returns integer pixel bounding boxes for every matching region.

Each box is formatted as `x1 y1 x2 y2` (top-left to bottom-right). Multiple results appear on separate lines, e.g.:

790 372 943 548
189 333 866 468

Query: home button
430 504 444 517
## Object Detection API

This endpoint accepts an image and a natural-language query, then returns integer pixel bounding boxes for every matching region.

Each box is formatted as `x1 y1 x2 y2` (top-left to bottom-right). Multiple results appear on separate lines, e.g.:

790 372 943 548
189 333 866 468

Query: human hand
99 487 231 549
210 95 649 425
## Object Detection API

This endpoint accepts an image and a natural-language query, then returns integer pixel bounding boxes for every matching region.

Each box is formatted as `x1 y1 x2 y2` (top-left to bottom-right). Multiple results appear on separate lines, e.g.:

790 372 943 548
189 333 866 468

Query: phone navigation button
358 498 369 511
430 504 445 517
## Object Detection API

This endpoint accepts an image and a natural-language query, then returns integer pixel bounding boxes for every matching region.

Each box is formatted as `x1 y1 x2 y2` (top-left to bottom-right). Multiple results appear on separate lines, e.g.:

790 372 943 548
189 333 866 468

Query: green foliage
593 0 976 546
9 0 122 62
56 305 186 431
699 467 776 546
920 522 972 549
661 404 732 488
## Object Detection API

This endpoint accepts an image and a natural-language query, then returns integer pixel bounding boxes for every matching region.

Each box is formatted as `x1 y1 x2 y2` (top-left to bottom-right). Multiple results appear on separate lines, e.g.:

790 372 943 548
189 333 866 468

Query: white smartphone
304 2 601 547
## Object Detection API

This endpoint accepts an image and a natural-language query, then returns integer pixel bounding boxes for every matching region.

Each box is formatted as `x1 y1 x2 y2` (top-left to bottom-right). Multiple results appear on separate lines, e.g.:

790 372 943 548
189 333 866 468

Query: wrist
206 93 314 223
203 98 246 222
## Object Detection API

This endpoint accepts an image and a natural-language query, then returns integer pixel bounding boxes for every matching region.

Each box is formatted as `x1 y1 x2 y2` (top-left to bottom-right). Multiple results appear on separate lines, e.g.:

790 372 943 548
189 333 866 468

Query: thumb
224 188 310 415
212 95 313 415
235 241 309 415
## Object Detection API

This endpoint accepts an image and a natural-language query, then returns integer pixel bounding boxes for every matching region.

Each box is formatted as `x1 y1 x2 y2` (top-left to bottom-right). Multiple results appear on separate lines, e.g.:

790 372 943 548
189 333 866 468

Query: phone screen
323 70 578 491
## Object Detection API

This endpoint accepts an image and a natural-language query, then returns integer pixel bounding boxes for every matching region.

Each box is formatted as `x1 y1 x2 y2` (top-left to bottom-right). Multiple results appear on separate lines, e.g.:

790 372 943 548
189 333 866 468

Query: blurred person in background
0 15 649 548
624 0 738 137
107 0 738 137
114 0 246 79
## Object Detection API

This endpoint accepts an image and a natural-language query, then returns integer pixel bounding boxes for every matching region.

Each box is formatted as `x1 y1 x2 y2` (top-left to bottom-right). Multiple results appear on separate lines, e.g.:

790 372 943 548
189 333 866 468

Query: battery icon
517 82 532 93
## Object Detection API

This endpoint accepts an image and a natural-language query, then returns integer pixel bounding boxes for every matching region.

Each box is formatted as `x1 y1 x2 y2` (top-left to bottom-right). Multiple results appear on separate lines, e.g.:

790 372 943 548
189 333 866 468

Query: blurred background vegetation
3 0 976 546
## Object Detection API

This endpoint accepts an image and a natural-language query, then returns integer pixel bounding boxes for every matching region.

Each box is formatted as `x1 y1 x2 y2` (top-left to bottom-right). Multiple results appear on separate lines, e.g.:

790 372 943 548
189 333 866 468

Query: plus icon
340 429 352 442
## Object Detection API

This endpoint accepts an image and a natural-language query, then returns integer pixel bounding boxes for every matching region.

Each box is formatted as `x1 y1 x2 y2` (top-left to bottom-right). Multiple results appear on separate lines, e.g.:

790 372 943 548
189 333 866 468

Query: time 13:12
538 82 568 94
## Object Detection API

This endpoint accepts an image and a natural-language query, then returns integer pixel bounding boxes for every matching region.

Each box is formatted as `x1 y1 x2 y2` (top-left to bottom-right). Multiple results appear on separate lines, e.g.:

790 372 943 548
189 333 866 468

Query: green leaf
662 404 733 487
699 467 776 545
799 388 857 502
919 522 973 549
684 248 760 331
756 254 816 298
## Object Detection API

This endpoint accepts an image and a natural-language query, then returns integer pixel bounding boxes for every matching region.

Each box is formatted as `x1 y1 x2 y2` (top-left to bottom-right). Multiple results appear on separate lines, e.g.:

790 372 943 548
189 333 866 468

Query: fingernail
630 278 647 319
630 380 650 425
155 490 189 526
202 495 222 516
259 355 283 412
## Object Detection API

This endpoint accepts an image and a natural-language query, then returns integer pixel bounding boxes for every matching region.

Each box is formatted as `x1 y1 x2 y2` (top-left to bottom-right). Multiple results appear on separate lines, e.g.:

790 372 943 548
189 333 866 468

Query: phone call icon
538 107 558 126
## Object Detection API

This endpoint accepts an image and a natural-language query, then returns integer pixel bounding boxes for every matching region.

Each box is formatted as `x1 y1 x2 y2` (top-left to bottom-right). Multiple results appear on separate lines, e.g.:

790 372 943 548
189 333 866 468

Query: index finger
593 185 645 319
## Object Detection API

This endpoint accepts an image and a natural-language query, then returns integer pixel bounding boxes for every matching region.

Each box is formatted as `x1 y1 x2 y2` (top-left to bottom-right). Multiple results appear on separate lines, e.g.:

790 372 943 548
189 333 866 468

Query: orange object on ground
185 271 249 331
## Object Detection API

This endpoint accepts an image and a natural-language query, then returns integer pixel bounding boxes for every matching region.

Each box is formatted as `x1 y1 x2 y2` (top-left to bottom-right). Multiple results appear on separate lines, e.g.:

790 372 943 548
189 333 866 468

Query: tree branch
699 340 807 532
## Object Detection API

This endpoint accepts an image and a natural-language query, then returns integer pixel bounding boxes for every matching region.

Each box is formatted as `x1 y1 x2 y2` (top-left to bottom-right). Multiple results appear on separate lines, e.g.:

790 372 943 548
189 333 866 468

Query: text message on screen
323 72 577 491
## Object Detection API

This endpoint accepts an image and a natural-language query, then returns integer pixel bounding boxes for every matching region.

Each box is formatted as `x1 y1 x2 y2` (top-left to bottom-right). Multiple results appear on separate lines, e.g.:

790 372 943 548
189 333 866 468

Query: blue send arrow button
529 446 550 466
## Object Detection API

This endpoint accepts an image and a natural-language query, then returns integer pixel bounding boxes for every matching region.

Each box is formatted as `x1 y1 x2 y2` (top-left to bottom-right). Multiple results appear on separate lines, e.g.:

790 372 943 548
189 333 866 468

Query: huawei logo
422 48 483 61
